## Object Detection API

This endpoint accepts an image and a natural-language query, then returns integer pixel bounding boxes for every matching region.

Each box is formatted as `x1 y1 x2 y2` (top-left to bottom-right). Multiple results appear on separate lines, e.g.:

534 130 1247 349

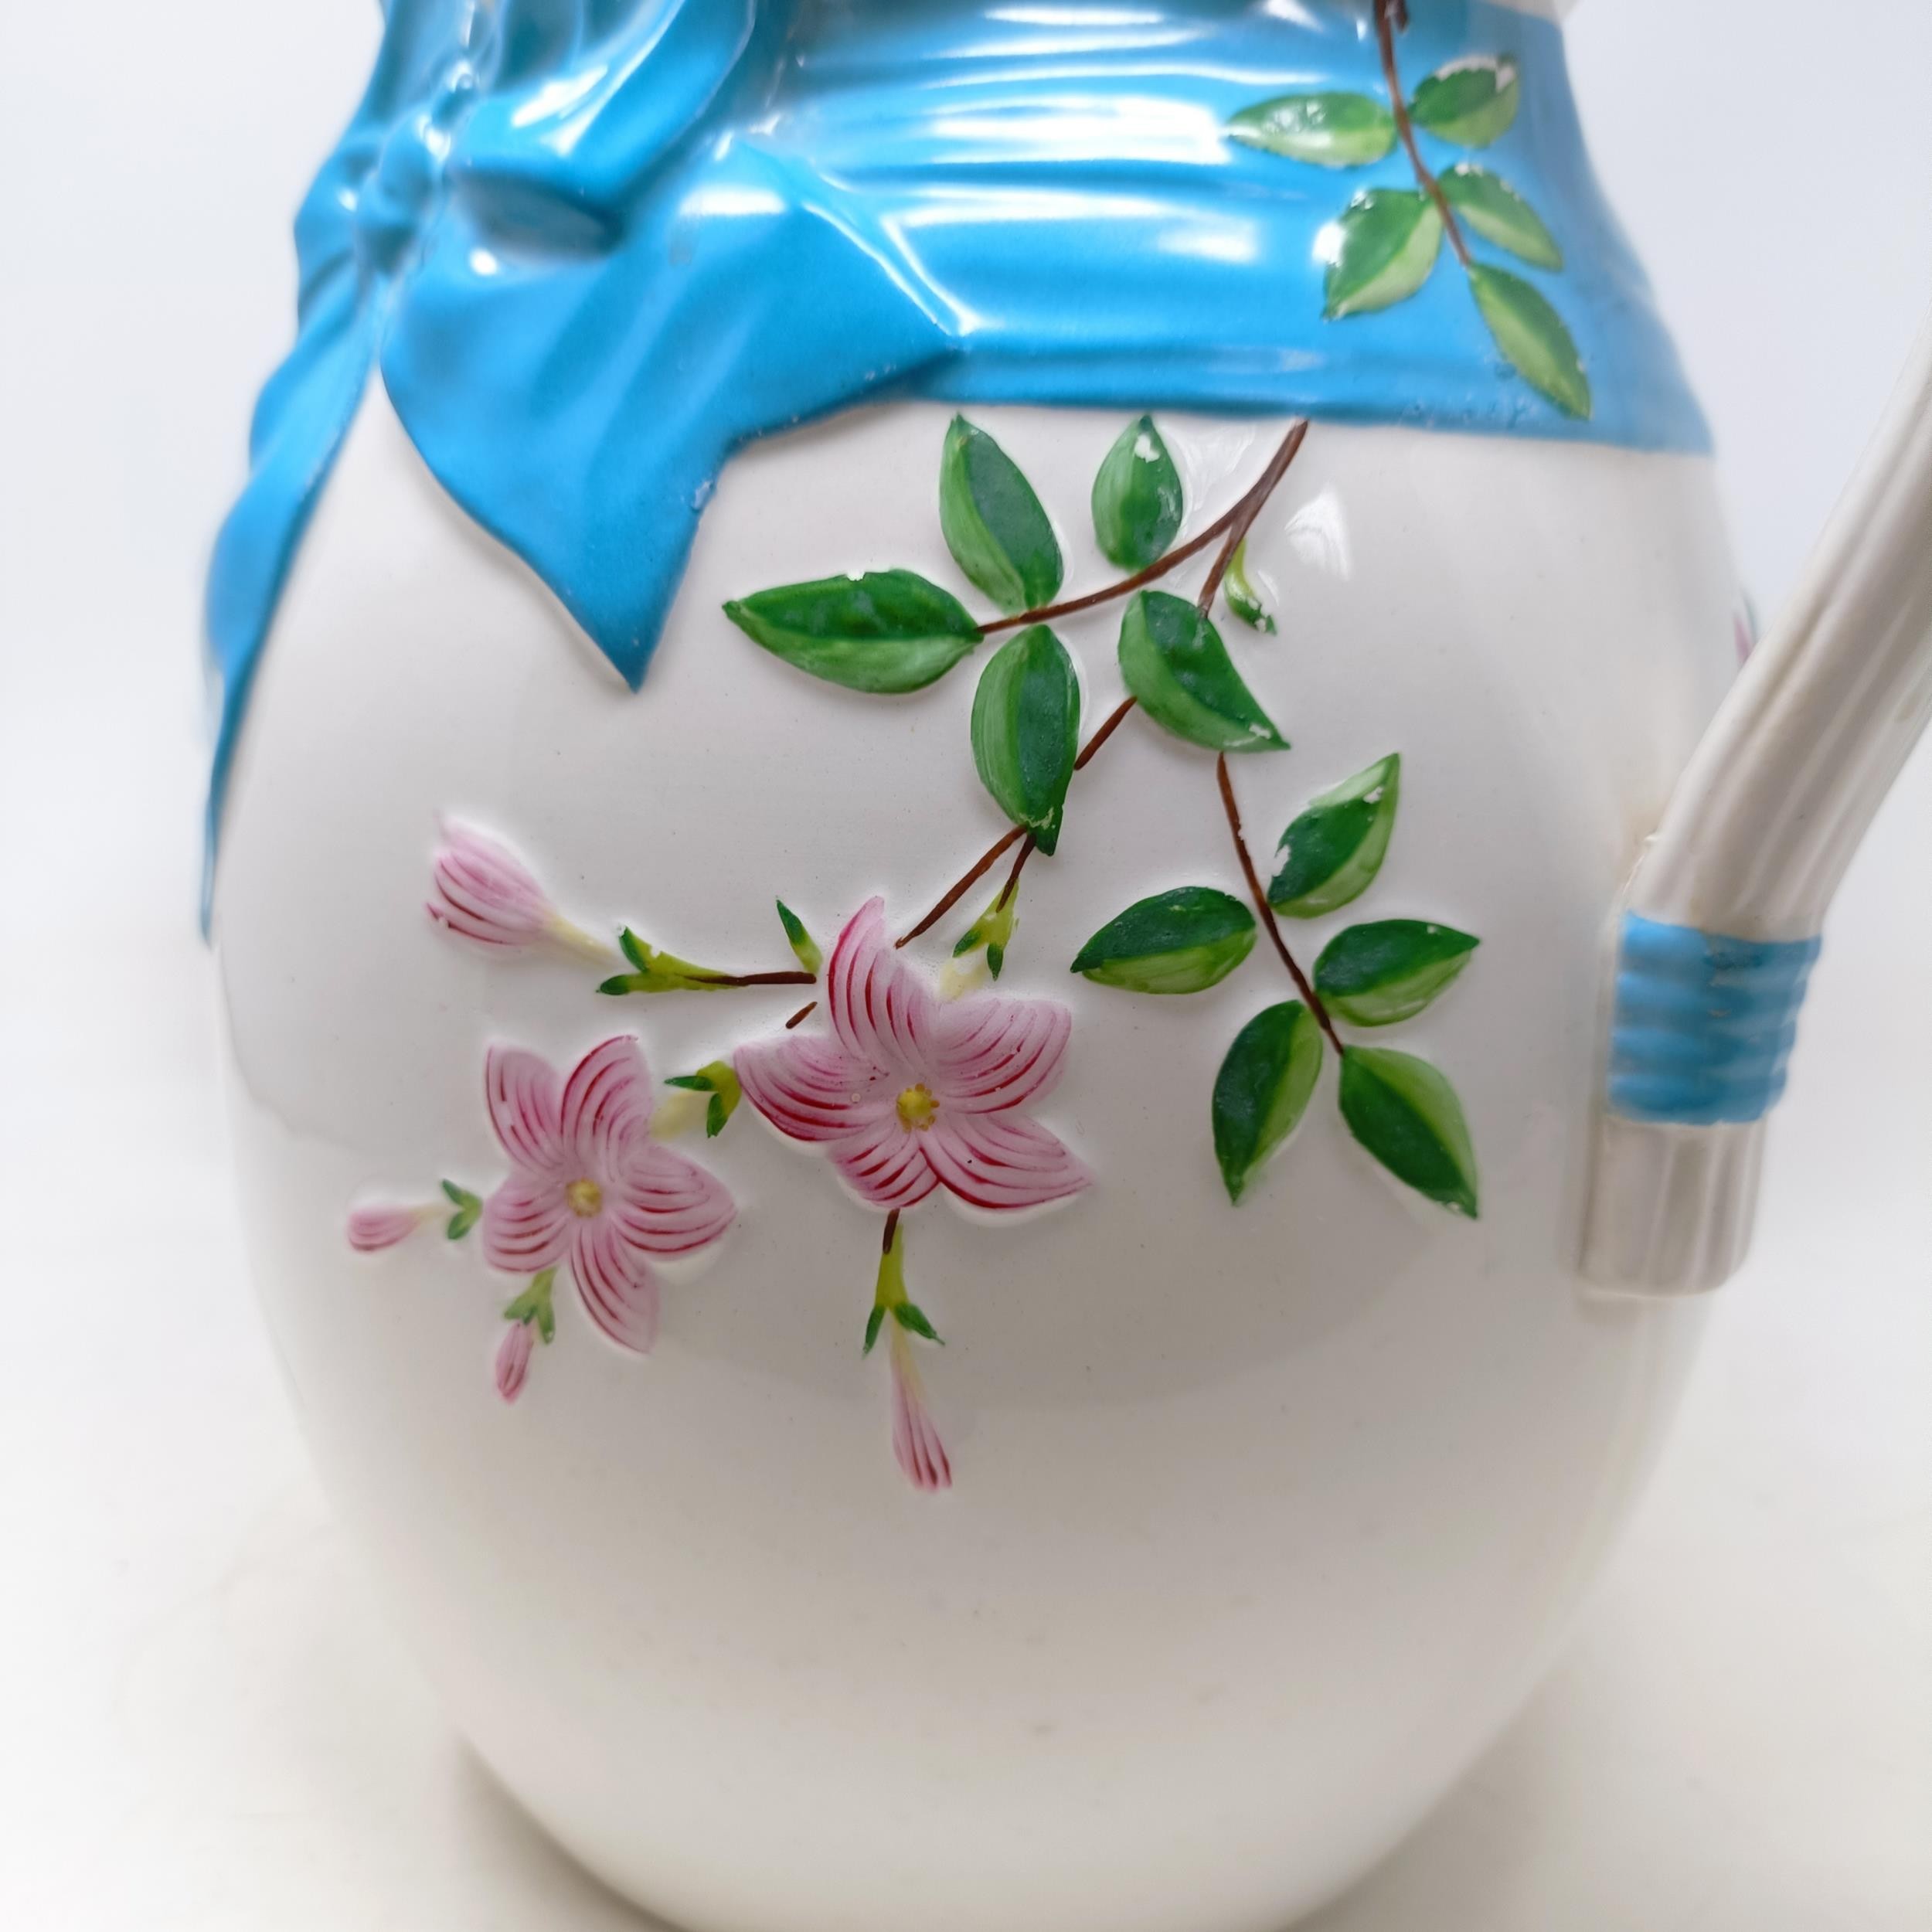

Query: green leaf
1468 264 1591 419
1315 919 1480 1026
1213 1002 1325 1204
1227 91 1396 167
1117 590 1286 754
1439 164 1562 270
723 570 981 693
970 624 1080 855
1071 886 1257 995
1325 189 1444 319
504 1268 559 1342
1223 538 1276 634
940 416 1063 614
1338 1048 1480 1216
1409 56 1520 148
665 1060 742 1134
893 1301 945 1345
862 1306 886 1356
1269 753 1400 919
1091 414 1185 570
775 900 822 975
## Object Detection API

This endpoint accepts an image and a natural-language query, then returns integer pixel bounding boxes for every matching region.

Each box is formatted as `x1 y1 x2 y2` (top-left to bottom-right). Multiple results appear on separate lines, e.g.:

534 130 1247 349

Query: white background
2 2 1928 1926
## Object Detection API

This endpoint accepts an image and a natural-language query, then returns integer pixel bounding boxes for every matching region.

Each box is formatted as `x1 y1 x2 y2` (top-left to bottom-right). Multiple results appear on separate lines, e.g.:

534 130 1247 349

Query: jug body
209 4 1744 1927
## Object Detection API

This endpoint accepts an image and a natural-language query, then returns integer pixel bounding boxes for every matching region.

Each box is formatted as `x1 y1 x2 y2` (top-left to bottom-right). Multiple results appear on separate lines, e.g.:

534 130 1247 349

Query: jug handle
1583 311 1932 1294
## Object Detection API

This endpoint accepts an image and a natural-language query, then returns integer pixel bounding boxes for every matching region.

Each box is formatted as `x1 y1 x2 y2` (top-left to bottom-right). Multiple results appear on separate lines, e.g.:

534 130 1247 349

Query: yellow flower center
566 1177 604 1218
896 1083 939 1131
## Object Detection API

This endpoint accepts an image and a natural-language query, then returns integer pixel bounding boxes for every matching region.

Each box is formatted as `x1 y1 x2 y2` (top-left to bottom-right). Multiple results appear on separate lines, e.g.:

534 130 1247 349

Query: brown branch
1198 420 1307 614
883 1207 900 1253
784 1000 818 1029
1376 0 1471 268
897 824 1026 947
994 832 1036 912
685 968 817 989
1216 754 1345 1056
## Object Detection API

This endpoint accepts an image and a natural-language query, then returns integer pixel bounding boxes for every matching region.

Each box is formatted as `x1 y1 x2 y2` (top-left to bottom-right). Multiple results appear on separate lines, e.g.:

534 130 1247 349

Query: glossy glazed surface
218 393 1737 1932
203 0 1702 904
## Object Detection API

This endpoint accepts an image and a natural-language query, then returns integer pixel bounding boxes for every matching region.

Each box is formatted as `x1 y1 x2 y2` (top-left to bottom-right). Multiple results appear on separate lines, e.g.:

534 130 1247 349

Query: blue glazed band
1607 915 1821 1127
204 0 1708 920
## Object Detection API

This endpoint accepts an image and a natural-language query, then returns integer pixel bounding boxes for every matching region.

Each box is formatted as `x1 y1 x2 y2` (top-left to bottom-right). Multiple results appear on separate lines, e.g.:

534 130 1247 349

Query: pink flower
428 819 610 961
889 1325 951 1492
495 1320 536 1401
735 899 1089 1213
347 1202 430 1251
481 1036 734 1353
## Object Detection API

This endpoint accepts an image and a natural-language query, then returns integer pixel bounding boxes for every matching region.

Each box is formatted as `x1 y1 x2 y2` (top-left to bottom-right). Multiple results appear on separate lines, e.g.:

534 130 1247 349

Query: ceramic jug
205 3 1932 1928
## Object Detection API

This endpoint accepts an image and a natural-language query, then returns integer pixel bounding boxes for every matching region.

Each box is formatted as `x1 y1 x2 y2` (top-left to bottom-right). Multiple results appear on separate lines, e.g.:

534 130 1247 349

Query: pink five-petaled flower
734 899 1090 1212
481 1037 734 1353
888 1323 951 1492
347 1202 433 1252
428 819 609 961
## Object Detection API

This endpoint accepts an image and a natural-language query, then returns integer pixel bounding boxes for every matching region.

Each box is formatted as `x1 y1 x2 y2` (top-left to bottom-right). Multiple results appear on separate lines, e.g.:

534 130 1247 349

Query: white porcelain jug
205 3 1932 1927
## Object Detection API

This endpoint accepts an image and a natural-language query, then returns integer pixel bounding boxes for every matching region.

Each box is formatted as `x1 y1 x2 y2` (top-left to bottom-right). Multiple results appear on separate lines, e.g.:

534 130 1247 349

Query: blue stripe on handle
1607 915 1821 1126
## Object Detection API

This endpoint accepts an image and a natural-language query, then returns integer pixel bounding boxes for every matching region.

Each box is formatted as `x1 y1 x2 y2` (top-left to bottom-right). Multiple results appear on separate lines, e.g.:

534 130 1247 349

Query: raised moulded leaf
1439 164 1562 270
1315 919 1479 1026
1117 590 1286 754
940 415 1063 614
1468 264 1591 419
970 624 1080 855
1270 753 1400 918
1213 1002 1325 1204
1409 57 1520 148
1071 886 1257 995
723 571 981 692
1223 538 1276 634
1092 415 1185 570
1227 92 1396 168
1325 189 1444 319
1338 1046 1480 1216
775 900 823 975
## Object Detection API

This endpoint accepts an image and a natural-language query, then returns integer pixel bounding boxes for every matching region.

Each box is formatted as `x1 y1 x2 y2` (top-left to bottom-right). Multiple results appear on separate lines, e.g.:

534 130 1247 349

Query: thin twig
994 833 1036 913
1376 0 1471 267
685 968 817 989
1216 754 1345 1055
897 825 1026 947
784 1000 817 1029
1074 696 1138 772
1197 420 1307 614
883 1208 900 1253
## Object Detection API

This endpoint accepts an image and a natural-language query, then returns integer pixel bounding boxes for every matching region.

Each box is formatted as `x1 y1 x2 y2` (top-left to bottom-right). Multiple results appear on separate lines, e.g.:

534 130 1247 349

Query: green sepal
1091 415 1185 570
939 415 1063 614
504 1268 558 1343
862 1305 886 1357
775 900 823 975
1338 1048 1480 1217
1213 1002 1325 1204
1117 590 1285 754
1408 56 1520 148
1226 91 1396 168
1071 886 1257 995
1269 753 1401 919
1325 189 1443 319
665 1060 743 1136
1468 265 1591 419
601 932 736 995
970 624 1080 854
986 941 1005 980
440 1179 482 1241
723 570 981 693
1315 920 1480 1026
1438 165 1562 270
893 1301 945 1345
1223 538 1276 634
952 880 1021 980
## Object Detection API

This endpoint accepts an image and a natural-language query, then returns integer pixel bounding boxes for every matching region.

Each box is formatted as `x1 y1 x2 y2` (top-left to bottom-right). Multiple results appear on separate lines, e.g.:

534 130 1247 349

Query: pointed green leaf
1227 91 1396 167
1118 590 1285 754
443 1176 482 1240
1338 1048 1480 1216
601 934 737 995
1315 920 1480 1026
1092 414 1185 570
893 1301 945 1344
1213 1002 1325 1204
723 571 981 693
1223 538 1276 634
862 1306 886 1356
775 900 822 975
1071 886 1257 995
1409 56 1519 148
1269 753 1401 919
1469 264 1591 419
666 1060 742 1134
440 1179 480 1211
940 416 1063 614
970 624 1080 854
1325 189 1443 319
1439 165 1562 270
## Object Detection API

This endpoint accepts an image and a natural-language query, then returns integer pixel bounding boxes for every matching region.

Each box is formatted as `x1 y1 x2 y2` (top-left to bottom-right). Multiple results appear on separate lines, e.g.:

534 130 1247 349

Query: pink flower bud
889 1326 952 1492
427 820 556 952
495 1320 536 1403
347 1203 428 1252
